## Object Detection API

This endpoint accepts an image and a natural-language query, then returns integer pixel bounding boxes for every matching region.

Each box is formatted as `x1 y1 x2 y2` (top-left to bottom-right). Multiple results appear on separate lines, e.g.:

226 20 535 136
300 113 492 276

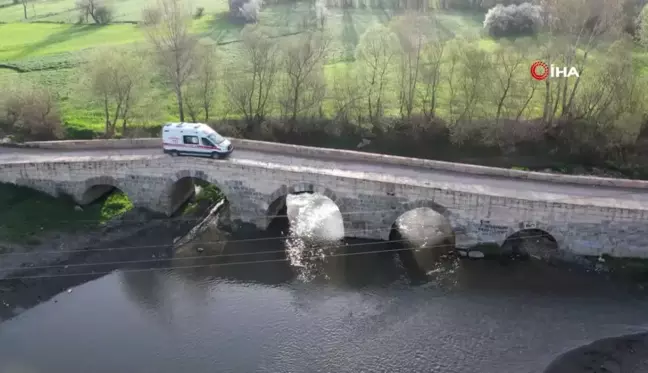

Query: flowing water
1 194 648 373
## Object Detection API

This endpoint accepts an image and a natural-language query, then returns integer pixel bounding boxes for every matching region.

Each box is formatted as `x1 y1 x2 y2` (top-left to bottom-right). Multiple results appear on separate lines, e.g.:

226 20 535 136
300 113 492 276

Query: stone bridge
2 138 648 259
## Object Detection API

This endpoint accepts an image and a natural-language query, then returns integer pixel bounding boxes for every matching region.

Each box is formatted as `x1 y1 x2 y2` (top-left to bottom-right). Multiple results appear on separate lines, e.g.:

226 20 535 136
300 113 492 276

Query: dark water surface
1 195 648 373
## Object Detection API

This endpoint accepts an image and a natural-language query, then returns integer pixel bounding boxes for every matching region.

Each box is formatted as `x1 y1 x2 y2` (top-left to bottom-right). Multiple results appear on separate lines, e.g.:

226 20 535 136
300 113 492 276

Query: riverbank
0 182 224 321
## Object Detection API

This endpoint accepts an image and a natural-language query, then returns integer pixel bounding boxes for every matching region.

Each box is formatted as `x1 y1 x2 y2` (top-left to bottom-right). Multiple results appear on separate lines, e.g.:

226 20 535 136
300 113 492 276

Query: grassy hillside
1 0 647 139
0 1 489 131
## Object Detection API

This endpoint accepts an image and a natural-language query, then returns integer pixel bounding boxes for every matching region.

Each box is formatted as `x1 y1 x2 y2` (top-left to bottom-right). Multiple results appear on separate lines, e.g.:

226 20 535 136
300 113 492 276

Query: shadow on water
388 226 429 284
171 199 411 289
5 193 648 323
0 213 177 321
171 201 294 286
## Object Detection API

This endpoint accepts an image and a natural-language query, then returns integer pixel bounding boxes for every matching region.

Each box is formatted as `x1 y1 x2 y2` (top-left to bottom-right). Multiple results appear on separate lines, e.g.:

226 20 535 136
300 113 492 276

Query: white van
162 122 233 159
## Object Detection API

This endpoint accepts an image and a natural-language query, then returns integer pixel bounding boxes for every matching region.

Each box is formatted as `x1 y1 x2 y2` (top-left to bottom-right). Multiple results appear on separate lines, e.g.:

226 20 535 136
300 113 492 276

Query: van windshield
207 133 225 145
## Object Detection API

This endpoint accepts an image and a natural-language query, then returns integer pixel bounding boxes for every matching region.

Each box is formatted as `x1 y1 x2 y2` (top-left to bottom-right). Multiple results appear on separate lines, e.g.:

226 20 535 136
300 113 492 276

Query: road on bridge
1 145 647 208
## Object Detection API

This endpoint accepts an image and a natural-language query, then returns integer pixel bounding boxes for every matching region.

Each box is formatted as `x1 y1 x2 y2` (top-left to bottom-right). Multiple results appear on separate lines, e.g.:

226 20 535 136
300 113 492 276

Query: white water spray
283 193 344 277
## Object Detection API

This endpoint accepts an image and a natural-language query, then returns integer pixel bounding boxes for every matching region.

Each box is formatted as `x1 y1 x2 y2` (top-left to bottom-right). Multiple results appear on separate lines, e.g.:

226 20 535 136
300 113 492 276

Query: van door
182 135 200 153
201 137 216 152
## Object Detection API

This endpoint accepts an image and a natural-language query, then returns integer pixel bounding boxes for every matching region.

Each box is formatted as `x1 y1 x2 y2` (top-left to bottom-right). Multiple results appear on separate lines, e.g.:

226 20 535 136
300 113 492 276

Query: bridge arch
80 176 132 205
385 200 455 273
264 183 344 232
382 200 452 241
500 228 560 260
166 170 228 216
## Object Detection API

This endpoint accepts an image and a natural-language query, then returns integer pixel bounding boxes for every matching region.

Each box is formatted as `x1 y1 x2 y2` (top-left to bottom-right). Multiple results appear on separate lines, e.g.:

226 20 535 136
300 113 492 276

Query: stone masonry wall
2 156 648 259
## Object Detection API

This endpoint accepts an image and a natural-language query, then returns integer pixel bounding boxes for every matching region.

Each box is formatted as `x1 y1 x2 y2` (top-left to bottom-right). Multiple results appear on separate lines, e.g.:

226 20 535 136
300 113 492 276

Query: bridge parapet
2 145 648 259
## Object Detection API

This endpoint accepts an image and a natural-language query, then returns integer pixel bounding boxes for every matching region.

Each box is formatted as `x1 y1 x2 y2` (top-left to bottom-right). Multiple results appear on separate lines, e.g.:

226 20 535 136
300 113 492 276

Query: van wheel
211 152 219 159
170 150 179 157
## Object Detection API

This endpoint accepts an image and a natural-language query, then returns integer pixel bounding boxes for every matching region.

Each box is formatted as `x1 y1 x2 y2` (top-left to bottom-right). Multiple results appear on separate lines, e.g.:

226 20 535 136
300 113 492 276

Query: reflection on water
1 193 648 373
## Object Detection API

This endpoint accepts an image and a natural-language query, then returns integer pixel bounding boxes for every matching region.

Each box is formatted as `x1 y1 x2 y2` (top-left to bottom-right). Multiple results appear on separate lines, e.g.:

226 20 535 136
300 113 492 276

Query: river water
1 194 648 373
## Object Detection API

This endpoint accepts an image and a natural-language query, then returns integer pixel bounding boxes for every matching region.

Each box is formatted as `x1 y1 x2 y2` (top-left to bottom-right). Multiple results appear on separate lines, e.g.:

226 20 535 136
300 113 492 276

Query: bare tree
490 40 530 124
419 16 446 120
355 24 399 122
225 25 280 133
183 45 219 123
444 40 461 125
81 49 148 137
76 0 113 24
315 0 329 29
538 0 623 121
278 32 330 128
574 37 646 146
20 0 30 19
143 0 197 122
446 39 494 145
456 43 492 124
330 66 365 124
392 13 429 120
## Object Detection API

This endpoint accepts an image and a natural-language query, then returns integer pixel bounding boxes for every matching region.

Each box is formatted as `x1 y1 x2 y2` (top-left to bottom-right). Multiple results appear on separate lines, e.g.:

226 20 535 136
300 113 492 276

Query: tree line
2 0 648 172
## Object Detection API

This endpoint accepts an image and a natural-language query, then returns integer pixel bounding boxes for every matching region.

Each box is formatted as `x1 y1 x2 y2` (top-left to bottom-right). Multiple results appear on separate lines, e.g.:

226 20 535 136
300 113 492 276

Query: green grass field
0 0 228 23
0 0 486 134
0 23 143 60
1 0 646 136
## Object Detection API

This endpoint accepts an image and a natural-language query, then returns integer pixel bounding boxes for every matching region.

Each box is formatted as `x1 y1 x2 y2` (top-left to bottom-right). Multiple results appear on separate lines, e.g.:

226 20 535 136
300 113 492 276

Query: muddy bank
0 202 220 322
544 333 648 373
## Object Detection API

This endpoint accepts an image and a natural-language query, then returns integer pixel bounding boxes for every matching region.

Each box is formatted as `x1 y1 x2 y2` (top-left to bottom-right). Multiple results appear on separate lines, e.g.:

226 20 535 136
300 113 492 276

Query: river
1 194 648 373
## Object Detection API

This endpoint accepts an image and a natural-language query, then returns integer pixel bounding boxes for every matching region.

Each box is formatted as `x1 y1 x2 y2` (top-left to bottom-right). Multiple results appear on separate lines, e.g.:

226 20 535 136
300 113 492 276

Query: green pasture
0 23 143 60
1 0 645 136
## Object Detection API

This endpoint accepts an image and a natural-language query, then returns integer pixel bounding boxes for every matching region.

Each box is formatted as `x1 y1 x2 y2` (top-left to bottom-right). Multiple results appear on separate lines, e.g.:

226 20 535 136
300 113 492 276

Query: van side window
183 135 198 145
201 138 214 147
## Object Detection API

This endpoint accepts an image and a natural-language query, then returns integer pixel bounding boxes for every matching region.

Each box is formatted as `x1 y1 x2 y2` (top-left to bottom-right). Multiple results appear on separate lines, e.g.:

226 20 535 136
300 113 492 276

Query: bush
209 119 245 138
193 6 204 19
1 85 63 141
76 0 113 24
93 5 113 24
64 126 99 139
228 0 262 23
483 2 543 38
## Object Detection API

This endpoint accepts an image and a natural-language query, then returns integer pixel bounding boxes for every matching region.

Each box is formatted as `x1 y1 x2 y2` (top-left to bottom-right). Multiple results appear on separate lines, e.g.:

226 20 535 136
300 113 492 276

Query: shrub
76 0 113 24
228 0 262 23
93 5 113 24
64 126 98 140
193 6 204 19
1 85 63 141
241 0 262 22
209 120 245 138
483 2 543 38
